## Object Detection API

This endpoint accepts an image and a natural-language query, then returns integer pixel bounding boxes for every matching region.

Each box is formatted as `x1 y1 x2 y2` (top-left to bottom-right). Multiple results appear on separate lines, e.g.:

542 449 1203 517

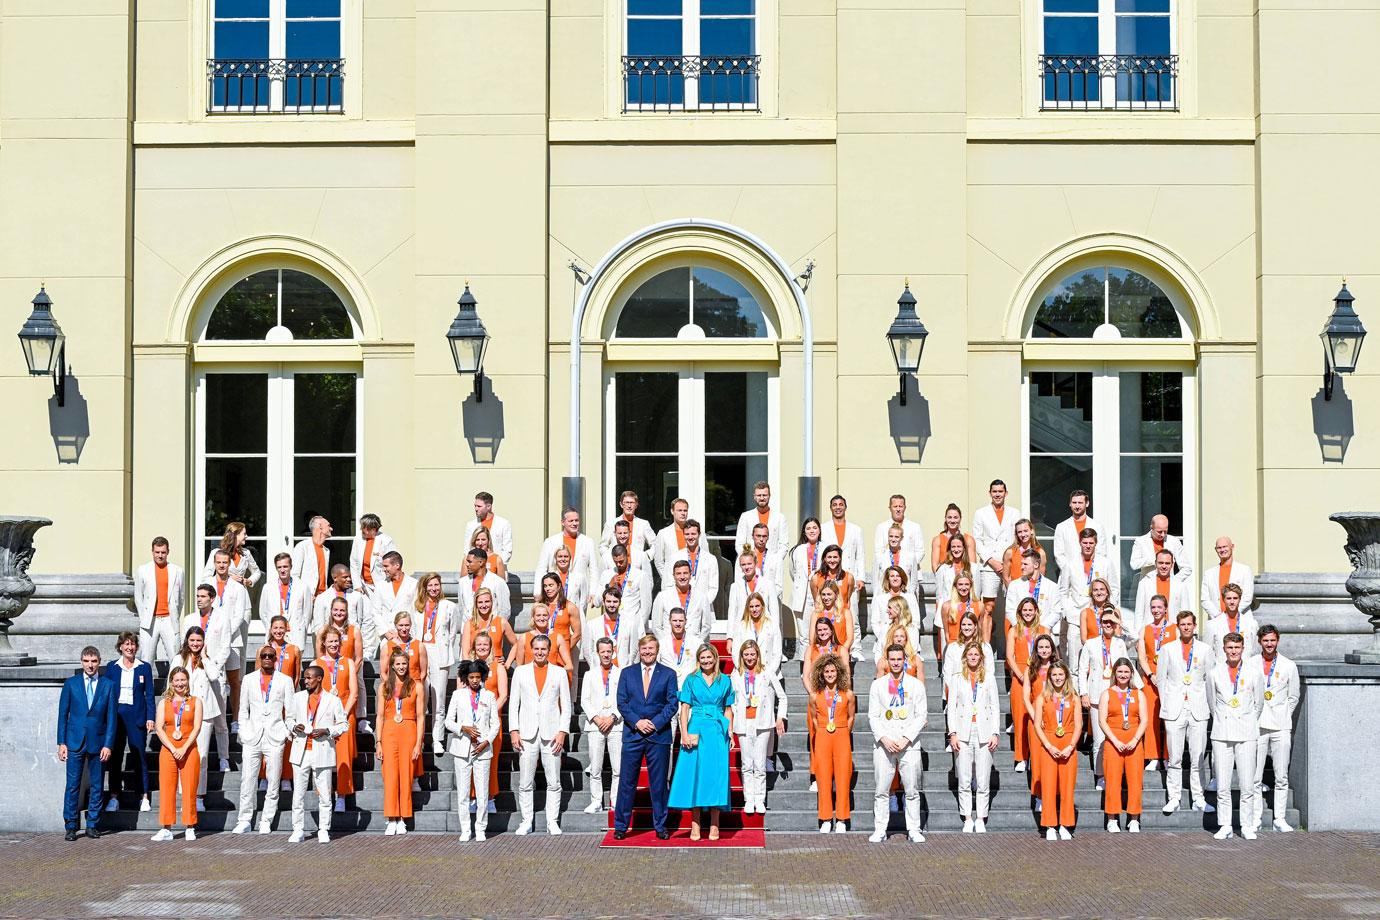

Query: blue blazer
104 659 156 723
616 662 680 745
57 673 117 754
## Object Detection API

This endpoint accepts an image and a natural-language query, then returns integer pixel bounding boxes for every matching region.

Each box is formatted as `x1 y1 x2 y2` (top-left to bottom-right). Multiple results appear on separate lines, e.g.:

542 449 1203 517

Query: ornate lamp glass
1322 282 1366 400
446 283 490 400
886 283 929 405
16 287 66 406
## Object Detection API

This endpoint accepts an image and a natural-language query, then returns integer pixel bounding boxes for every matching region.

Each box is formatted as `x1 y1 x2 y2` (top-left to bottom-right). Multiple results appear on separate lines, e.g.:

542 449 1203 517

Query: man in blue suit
57 646 117 840
614 633 680 839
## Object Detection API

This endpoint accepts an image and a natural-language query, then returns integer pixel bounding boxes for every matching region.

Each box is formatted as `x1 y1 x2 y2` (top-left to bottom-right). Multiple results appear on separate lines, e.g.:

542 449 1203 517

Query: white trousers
455 754 492 834
194 721 214 796
355 662 367 720
1252 728 1291 826
1087 704 1106 777
425 662 450 741
586 726 623 808
1212 738 1257 832
518 738 563 828
208 679 230 771
238 738 285 826
954 739 992 819
738 728 772 810
873 743 923 833
139 617 179 666
291 764 334 834
1163 714 1208 805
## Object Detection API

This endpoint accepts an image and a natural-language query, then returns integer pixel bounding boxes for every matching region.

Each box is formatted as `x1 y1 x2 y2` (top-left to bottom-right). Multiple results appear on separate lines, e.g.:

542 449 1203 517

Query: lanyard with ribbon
970 676 979 723
1263 656 1276 690
604 615 619 640
889 675 905 708
745 671 756 707
1118 687 1131 726
394 684 405 722
1029 577 1041 603
281 582 292 616
602 666 612 696
807 543 817 573
470 688 480 719
424 603 438 642
260 672 272 703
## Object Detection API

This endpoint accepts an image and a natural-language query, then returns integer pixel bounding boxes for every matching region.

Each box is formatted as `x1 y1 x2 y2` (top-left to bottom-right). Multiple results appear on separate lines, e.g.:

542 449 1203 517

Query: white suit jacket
371 575 419 650
464 515 513 564
867 673 927 745
653 540 721 606
134 561 185 630
211 578 251 639
456 570 512 622
873 518 926 570
1204 611 1260 669
1206 661 1265 742
1246 653 1300 733
1076 636 1142 698
175 662 222 719
599 542 652 574
729 670 789 730
872 547 922 605
735 508 791 561
940 640 994 688
536 533 600 600
787 543 824 612
582 612 638 669
1129 531 1191 580
826 520 867 581
596 566 653 633
651 524 686 586
1155 638 1211 722
728 575 781 622
237 669 294 747
944 671 1002 741
654 628 703 685
1201 561 1255 619
727 616 784 677
971 504 1020 568
1057 551 1120 622
1004 575 1060 629
508 663 572 742
599 514 654 554
411 599 461 668
579 664 624 731
287 689 347 768
258 577 312 647
349 532 397 590
289 539 330 607
310 588 363 639
199 548 262 589
179 610 235 683
445 685 500 759
1132 572 1192 635
1052 514 1101 579
648 587 714 642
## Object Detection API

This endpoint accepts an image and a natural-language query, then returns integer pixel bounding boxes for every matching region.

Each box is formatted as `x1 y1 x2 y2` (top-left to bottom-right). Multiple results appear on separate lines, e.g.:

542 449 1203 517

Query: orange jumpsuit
1139 621 1173 762
802 642 843 759
1103 687 1145 818
808 689 852 821
158 698 200 828
549 601 579 657
1036 692 1079 829
380 682 422 819
317 656 357 796
941 602 976 647
1026 662 1051 787
382 638 427 777
464 615 507 661
1007 625 1048 765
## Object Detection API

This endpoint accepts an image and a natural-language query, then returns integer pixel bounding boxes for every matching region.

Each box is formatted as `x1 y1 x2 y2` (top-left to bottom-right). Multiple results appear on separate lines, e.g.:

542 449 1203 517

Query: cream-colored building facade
2 0 1378 616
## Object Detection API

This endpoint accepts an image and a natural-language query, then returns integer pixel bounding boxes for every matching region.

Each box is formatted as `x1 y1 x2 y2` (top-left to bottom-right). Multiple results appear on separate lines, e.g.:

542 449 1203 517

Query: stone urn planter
1330 512 1380 665
0 516 51 666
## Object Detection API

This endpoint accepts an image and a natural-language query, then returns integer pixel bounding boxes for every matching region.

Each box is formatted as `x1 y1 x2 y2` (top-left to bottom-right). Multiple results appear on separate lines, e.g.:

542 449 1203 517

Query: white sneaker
908 830 925 843
433 740 444 756
184 827 196 841
458 829 471 843
1242 828 1258 840
1058 827 1072 840
384 820 397 836
833 821 847 834
105 799 119 813
475 828 486 842
219 759 230 772
810 781 817 792
1006 723 1014 734
1015 760 1027 773
1045 828 1057 841
258 824 272 834
1213 827 1233 840
1274 819 1295 833
231 821 250 834
1128 819 1141 833
196 797 205 813
335 796 346 813
584 801 603 814
1191 799 1207 812
396 822 408 835
317 830 330 843
962 818 974 833
1255 782 1268 794
1146 760 1159 772
1096 777 1106 791
1162 799 1179 815
151 828 174 842
288 830 305 843
546 823 561 836
1106 819 1120 833
486 801 496 814
974 819 986 834
139 797 151 812
820 821 833 834
359 720 373 735
515 821 532 836
868 830 886 843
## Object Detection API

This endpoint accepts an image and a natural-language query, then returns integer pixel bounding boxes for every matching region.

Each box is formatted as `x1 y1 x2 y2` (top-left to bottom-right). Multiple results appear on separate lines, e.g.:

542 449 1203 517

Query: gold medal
1121 720 1130 731
826 720 837 733
897 707 908 720
749 695 759 708
884 709 894 720
1264 690 1273 701
1055 726 1065 738
1228 697 1240 708
1183 675 1192 685
1103 666 1112 679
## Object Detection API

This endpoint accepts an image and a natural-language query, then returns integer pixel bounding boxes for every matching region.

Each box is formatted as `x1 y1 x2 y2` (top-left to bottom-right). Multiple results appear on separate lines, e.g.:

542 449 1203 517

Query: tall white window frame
1039 0 1177 111
208 0 346 114
623 0 760 112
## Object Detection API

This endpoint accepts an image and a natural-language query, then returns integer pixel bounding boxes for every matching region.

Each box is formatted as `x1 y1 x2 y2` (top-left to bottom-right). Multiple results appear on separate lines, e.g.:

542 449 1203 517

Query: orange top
674 525 686 550
1156 576 1171 601
1106 686 1142 744
1041 689 1076 739
943 601 974 644
994 507 1005 526
481 656 501 697
1008 624 1049 675
813 604 852 649
1081 606 1100 642
486 553 503 576
314 544 328 594
154 564 170 617
811 571 855 610
316 655 357 710
163 695 197 737
1141 620 1174 676
1030 663 1051 700
523 630 567 668
809 688 852 732
758 509 770 527
384 683 420 723
550 600 578 651
832 520 847 547
464 615 506 660
480 514 494 530
338 624 362 663
562 532 578 562
384 638 425 681
1005 547 1026 581
1218 564 1232 611
361 537 375 585
271 642 301 683
534 662 549 695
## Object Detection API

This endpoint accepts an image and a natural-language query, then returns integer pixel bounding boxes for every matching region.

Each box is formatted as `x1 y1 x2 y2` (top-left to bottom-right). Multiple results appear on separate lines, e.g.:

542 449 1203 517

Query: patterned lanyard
424 603 438 642
604 615 619 640
602 666 612 695
1117 687 1131 724
889 676 905 707
1262 656 1276 690
1056 695 1066 731
807 543 817 572
470 688 480 719
745 671 756 703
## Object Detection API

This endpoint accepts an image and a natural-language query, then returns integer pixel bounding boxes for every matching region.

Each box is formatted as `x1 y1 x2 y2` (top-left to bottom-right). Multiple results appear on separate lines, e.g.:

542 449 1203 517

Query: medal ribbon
602 666 611 695
604 615 618 640
888 676 905 708
1118 687 1131 725
1229 664 1240 700
424 603 438 643
1056 695 1065 732
1263 656 1276 690
826 689 838 724
745 671 756 704
260 672 271 703
394 683 404 720
470 688 480 718
173 698 185 729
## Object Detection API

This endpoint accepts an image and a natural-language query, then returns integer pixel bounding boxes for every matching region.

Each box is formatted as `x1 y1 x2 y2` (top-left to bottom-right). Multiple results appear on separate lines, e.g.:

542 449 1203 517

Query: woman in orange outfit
808 652 855 833
471 630 509 804
461 587 517 661
1098 657 1148 833
1135 594 1173 771
317 597 366 733
1008 598 1050 774
1032 660 1081 840
151 666 202 842
810 581 853 660
378 648 424 835
380 611 428 781
468 526 507 580
1001 518 1047 589
315 626 357 808
1080 578 1114 643
537 573 582 664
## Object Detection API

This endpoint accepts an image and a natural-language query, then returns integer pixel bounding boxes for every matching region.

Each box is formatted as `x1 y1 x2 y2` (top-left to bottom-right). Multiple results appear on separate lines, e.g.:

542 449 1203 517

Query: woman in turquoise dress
669 642 736 840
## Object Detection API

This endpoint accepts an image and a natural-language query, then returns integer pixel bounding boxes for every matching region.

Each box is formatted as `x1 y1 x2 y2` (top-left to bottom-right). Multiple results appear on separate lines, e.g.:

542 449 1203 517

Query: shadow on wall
47 372 89 464
461 377 504 463
1311 377 1354 463
887 386 931 464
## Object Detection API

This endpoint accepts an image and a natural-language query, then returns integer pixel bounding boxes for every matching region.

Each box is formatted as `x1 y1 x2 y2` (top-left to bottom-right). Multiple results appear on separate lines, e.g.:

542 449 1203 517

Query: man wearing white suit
133 537 184 665
1157 610 1212 815
536 509 601 598
1204 585 1259 668
375 552 418 646
655 609 703 687
600 519 652 573
651 498 692 587
1248 625 1299 834
826 495 867 587
598 546 653 636
445 659 500 841
463 491 513 565
349 513 397 626
1133 551 1192 635
873 495 927 575
649 561 714 641
1202 536 1255 619
727 551 781 628
290 515 333 611
971 481 1019 620
182 585 235 770
869 644 928 843
233 645 294 834
458 549 511 623
509 635 572 835
1051 490 1099 581
286 664 347 843
599 491 655 558
735 481 791 561
1206 632 1266 839
260 553 312 652
1129 514 1192 581
653 518 720 608
584 586 638 669
580 637 624 813
872 524 923 636
1059 527 1120 664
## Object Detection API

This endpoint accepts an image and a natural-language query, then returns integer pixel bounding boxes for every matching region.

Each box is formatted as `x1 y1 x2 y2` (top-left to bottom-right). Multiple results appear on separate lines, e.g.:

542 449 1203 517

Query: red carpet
600 826 765 848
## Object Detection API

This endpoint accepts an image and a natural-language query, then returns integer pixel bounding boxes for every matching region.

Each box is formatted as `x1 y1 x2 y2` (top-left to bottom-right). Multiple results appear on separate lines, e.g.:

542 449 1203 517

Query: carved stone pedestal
1329 512 1380 664
0 517 51 666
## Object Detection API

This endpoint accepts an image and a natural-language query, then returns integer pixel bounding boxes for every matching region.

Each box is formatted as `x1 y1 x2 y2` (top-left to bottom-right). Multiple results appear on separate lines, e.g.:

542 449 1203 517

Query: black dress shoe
64 830 78 841
613 829 627 840
656 829 671 840
84 827 102 839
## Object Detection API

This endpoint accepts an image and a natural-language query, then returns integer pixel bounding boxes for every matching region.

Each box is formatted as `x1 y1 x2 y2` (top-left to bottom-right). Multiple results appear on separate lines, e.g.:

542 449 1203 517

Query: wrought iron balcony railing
1038 54 1178 111
622 55 762 112
207 59 344 114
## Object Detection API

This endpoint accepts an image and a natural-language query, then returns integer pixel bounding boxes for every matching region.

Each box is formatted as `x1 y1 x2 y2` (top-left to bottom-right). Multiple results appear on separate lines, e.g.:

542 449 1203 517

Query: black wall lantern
886 282 928 406
447 282 490 401
17 286 66 407
1322 282 1366 401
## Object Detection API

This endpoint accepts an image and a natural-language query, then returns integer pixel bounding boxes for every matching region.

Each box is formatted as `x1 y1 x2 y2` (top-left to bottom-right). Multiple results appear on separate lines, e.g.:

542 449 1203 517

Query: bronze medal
1122 720 1130 731
884 709 894 720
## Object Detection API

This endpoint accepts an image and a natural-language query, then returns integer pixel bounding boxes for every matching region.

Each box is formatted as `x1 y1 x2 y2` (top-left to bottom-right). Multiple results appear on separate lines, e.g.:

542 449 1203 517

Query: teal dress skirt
668 673 735 810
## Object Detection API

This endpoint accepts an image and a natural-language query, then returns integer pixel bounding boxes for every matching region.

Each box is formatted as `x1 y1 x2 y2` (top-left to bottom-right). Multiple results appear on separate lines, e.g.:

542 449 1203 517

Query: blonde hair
740 591 769 627
1042 660 1076 702
960 639 987 683
414 572 444 614
164 666 191 701
692 642 722 683
736 639 764 675
885 623 915 661
886 595 913 629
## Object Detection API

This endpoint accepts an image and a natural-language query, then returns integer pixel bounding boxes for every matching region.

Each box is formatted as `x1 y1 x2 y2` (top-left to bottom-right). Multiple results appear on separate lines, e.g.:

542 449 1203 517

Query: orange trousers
1141 684 1163 762
158 746 199 827
812 728 852 820
380 718 418 819
1011 683 1031 762
1103 738 1145 817
335 714 357 796
1036 751 1077 828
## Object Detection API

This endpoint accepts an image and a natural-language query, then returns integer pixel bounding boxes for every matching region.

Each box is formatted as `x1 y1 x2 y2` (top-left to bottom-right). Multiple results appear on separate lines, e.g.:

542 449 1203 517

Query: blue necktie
85 678 94 708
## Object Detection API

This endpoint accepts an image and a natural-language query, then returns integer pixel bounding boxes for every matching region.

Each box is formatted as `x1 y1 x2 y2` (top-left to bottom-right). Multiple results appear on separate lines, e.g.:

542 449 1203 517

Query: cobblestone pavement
0 830 1377 919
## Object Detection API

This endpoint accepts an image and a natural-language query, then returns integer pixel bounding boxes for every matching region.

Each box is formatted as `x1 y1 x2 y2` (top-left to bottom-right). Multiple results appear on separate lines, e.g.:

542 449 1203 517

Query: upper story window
1031 266 1184 339
209 0 344 114
613 266 771 338
204 269 357 341
1039 0 1176 112
624 0 760 113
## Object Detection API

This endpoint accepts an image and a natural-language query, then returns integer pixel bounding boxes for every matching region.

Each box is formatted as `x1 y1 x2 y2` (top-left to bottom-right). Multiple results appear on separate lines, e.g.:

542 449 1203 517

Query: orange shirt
994 507 1005 526
562 532 578 562
1009 624 1049 675
271 642 301 683
361 537 375 585
534 662 549 696
1156 576 1170 601
832 520 847 547
1141 620 1174 676
1218 564 1232 611
524 630 567 668
465 615 505 659
385 638 425 681
314 544 328 594
810 689 851 732
675 525 686 550
163 695 196 737
757 509 770 528
153 564 170 617
316 655 356 709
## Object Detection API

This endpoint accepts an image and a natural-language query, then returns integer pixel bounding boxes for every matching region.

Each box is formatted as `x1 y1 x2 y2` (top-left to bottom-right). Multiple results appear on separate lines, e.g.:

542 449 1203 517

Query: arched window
203 268 356 341
1031 266 1183 339
613 265 771 339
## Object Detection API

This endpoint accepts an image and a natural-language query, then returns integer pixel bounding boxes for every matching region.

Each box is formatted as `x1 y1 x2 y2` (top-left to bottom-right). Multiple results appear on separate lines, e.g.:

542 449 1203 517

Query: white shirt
873 518 926 571
971 504 1020 568
117 660 136 706
735 507 791 562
